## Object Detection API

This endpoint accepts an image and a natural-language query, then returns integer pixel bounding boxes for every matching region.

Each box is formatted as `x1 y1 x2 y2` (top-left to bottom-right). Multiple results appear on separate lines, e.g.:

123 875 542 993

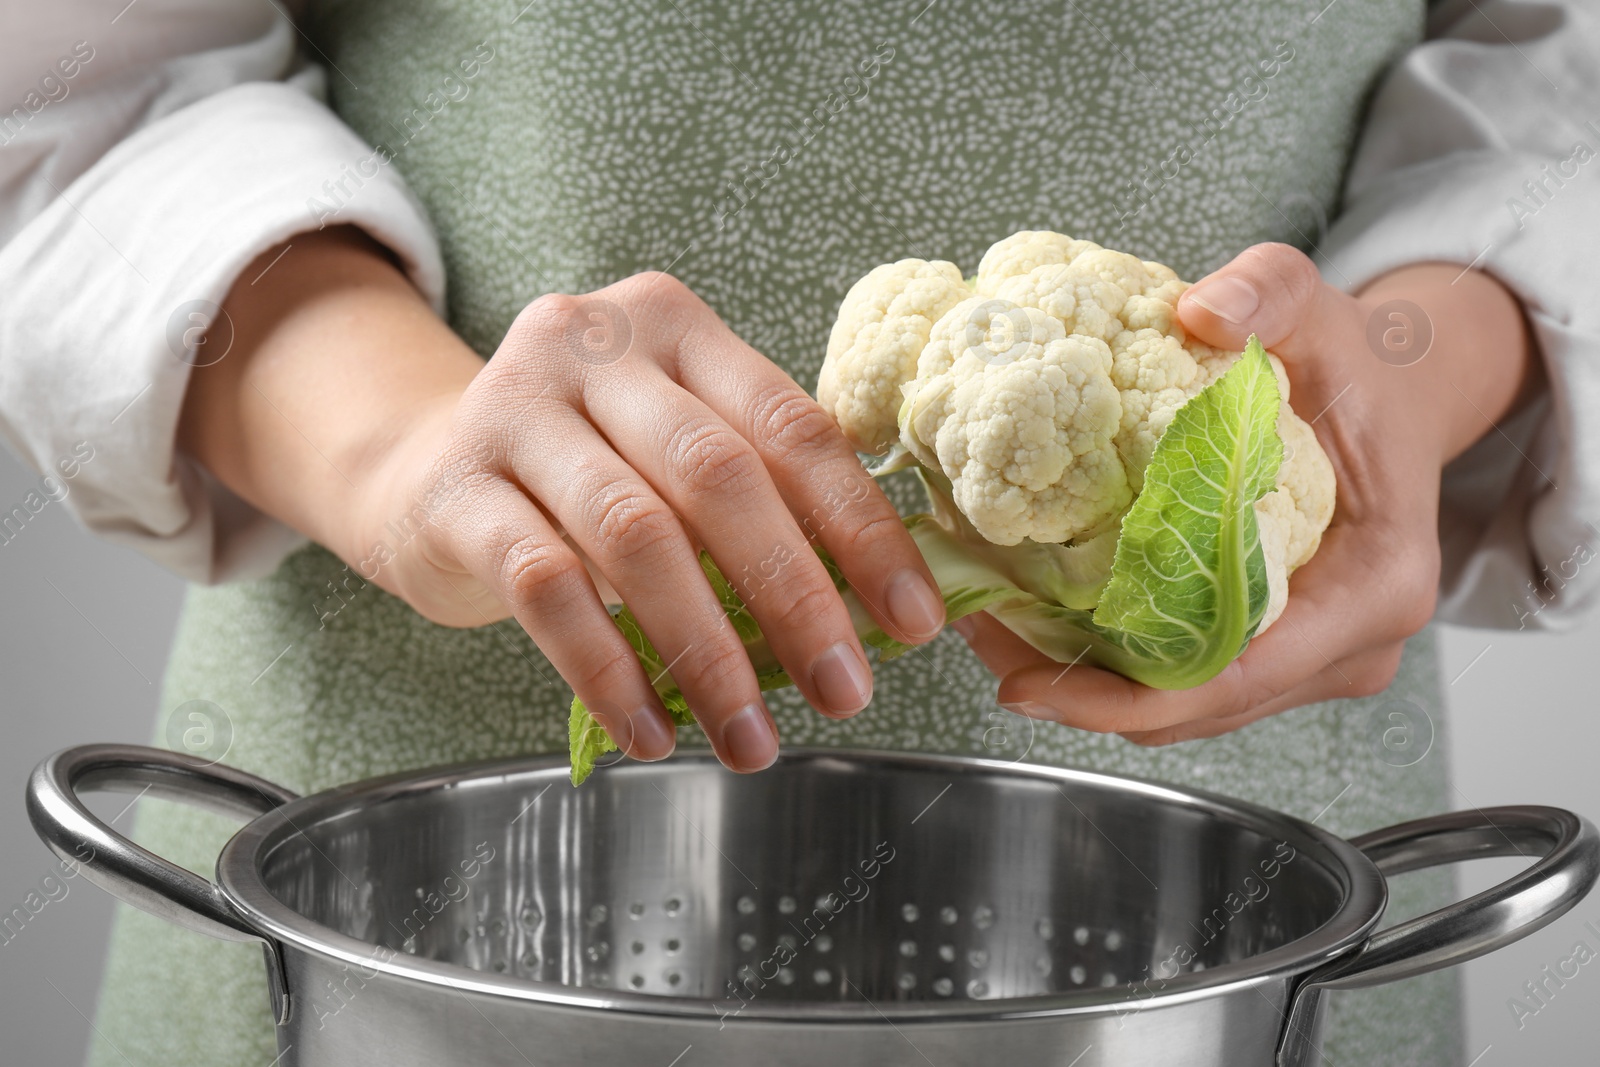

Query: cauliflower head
820 229 1337 632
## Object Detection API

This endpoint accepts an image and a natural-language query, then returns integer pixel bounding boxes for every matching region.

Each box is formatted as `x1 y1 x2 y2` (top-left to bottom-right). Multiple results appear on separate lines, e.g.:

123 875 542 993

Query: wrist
1356 263 1539 464
334 387 466 574
180 227 484 567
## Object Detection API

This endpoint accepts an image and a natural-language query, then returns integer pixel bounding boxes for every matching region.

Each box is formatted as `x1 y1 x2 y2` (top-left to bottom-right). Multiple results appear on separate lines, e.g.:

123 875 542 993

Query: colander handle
1278 805 1599 1066
25 744 301 1020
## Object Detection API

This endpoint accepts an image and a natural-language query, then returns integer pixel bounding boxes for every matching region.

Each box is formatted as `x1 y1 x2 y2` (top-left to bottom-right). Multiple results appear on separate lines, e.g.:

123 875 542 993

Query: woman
2 1 1595 1063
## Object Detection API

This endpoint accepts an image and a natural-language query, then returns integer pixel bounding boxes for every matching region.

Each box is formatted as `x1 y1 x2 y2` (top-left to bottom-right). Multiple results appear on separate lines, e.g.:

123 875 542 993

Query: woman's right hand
188 233 945 773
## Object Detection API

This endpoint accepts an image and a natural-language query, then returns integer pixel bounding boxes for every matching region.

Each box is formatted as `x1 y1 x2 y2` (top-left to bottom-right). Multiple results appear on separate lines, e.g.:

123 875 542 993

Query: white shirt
0 0 1596 630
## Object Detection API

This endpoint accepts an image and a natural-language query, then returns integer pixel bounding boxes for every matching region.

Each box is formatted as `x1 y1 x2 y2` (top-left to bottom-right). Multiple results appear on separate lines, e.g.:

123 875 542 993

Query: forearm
178 227 481 564
1355 263 1540 465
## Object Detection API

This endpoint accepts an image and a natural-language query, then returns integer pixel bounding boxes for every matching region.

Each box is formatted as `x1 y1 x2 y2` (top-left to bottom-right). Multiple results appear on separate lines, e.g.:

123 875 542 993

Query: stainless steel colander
29 745 1599 1066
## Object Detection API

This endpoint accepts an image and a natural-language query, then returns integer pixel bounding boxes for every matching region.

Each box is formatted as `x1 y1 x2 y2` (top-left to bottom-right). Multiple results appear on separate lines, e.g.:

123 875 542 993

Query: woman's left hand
956 242 1538 745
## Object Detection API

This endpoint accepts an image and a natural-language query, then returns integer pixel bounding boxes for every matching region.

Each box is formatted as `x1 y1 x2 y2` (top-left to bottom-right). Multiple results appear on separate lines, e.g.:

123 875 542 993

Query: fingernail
1187 276 1259 325
886 568 945 641
810 640 873 716
998 701 1055 721
626 707 677 761
719 703 779 772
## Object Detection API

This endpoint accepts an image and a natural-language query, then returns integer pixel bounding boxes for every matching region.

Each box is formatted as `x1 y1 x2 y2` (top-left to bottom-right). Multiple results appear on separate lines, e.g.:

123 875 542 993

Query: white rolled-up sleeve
0 2 445 583
1318 0 1600 631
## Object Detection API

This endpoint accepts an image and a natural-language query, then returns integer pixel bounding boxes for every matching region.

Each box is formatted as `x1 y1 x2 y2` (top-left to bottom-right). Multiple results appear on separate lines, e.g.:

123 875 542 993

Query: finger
581 360 876 720
504 409 782 772
993 529 1405 733
1117 642 1407 746
1114 662 1354 745
1175 242 1356 365
956 610 1068 681
614 272 946 648
992 610 1340 735
431 475 677 762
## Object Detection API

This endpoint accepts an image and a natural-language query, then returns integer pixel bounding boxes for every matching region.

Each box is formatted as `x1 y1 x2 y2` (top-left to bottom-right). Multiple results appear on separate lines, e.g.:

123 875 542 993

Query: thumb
1177 242 1342 358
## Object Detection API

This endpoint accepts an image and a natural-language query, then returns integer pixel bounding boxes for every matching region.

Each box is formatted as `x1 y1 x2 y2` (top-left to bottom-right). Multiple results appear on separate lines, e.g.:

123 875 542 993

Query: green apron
89 2 1465 1064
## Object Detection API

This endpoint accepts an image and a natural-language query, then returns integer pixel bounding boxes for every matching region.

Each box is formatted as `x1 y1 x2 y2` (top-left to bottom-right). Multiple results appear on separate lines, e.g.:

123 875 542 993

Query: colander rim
216 747 1386 1022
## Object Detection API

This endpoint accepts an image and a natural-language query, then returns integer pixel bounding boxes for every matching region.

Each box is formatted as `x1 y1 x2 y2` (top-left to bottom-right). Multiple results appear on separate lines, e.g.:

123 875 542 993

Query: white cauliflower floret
975 231 1102 294
1070 248 1158 301
1271 407 1337 570
1107 329 1202 486
817 230 1336 636
985 247 1239 497
994 264 1128 342
900 298 1129 546
1254 407 1338 629
818 259 971 454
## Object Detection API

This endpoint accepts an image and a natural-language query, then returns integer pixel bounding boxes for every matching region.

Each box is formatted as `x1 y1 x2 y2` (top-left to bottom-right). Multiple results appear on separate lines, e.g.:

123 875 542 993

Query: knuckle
1393 592 1438 639
1207 661 1264 721
574 646 645 696
589 485 679 566
831 508 908 554
1351 650 1403 698
1239 242 1321 308
1367 543 1439 639
677 639 753 694
754 389 840 458
1092 688 1147 736
630 270 681 293
513 292 584 336
518 292 582 326
671 420 763 498
1239 675 1284 718
617 270 693 312
1394 567 1440 637
1238 240 1312 277
768 579 839 635
499 536 586 610
508 292 634 371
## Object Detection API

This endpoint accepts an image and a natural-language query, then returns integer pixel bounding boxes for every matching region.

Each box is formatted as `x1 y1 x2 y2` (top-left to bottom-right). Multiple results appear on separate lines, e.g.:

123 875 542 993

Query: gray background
1 445 1596 1065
